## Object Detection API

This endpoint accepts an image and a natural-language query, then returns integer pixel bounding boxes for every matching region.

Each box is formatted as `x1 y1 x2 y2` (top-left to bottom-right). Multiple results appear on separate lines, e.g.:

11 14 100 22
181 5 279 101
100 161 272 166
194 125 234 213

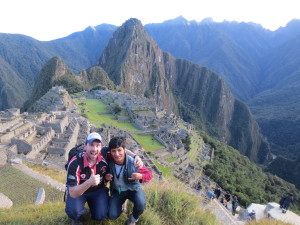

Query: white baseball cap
85 132 102 144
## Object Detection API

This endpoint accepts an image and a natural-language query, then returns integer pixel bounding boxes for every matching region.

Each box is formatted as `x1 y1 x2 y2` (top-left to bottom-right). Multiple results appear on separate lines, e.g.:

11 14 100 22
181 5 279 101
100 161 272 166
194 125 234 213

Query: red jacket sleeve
138 166 153 183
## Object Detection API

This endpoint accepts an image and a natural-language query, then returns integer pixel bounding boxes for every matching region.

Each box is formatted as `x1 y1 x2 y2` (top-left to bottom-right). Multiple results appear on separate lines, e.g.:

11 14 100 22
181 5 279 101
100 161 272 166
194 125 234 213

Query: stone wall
26 128 55 159
11 138 32 154
47 119 80 159
0 122 34 143
11 127 55 157
64 120 80 160
153 134 168 148
0 119 20 133
44 114 69 133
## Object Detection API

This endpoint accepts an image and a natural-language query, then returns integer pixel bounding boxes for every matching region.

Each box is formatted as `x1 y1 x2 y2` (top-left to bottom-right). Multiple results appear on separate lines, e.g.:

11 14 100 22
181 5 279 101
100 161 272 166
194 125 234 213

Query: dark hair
109 136 126 150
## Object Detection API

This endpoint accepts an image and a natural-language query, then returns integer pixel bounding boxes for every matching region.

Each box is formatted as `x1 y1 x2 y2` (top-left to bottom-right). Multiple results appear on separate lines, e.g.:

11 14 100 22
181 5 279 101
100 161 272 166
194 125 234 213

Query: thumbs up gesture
88 169 100 186
128 172 142 181
105 173 113 181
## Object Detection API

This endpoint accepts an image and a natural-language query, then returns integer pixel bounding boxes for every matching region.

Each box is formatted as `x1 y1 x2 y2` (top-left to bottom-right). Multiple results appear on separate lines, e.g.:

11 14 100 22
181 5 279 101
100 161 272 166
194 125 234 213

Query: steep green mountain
249 36 300 159
99 18 177 110
266 155 300 190
76 66 115 91
0 56 30 109
143 17 300 188
145 17 271 101
24 56 115 111
271 19 300 46
202 132 300 209
0 25 116 110
99 18 270 163
24 56 73 111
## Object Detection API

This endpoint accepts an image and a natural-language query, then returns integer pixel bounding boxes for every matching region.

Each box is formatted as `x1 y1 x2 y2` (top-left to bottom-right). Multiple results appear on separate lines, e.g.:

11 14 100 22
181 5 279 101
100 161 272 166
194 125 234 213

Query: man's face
84 141 101 162
110 147 125 164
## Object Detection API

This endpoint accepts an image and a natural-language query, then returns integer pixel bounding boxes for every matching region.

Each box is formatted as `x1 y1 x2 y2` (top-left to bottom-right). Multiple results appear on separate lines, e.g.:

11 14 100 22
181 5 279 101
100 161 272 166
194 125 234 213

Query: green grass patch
131 134 164 152
25 162 66 183
152 160 173 177
74 98 109 113
165 157 178 163
74 98 139 131
0 166 64 206
187 131 203 163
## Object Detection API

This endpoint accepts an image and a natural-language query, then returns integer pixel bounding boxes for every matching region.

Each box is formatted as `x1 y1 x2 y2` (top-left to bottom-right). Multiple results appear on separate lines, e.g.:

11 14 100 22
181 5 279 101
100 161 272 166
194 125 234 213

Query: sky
0 0 299 41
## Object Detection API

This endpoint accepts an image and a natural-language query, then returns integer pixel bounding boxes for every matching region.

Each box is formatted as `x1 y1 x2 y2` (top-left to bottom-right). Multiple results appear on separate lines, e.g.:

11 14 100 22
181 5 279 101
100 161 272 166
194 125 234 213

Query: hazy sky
1 0 299 41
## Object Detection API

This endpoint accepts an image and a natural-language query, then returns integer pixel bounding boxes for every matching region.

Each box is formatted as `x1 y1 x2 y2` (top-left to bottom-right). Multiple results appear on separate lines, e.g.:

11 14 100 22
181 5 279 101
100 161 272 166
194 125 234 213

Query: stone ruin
88 90 212 181
30 86 76 113
89 90 190 155
0 108 91 168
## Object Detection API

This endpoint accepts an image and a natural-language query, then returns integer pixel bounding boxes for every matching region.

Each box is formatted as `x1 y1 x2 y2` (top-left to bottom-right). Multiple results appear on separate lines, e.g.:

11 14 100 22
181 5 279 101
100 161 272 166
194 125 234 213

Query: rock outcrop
0 193 13 209
99 18 177 111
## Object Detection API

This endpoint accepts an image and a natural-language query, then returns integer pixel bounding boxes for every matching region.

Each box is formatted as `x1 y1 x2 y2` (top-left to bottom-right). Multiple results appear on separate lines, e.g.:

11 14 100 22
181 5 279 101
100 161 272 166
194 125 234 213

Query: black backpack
64 142 85 202
65 142 85 170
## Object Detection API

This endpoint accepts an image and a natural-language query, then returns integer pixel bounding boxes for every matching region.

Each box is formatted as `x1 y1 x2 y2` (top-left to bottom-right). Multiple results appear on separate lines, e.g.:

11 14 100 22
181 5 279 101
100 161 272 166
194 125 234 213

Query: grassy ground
131 134 164 152
74 98 139 131
165 157 178 163
24 162 66 183
0 179 219 225
187 130 204 163
152 160 173 177
0 166 64 206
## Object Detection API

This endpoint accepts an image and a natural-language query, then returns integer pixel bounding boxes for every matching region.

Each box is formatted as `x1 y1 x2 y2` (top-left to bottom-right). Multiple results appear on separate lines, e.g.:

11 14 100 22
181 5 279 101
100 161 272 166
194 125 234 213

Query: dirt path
12 163 65 192
203 198 245 225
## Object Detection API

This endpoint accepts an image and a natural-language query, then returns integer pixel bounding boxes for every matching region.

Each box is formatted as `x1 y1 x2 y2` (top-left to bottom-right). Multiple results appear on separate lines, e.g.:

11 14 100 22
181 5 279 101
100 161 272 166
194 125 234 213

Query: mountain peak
200 17 215 25
121 18 143 29
285 19 300 29
161 16 190 25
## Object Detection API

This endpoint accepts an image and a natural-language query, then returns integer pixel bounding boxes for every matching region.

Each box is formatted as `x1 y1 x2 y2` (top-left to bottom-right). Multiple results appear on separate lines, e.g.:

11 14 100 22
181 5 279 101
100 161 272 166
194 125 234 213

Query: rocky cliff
99 18 270 163
99 18 177 111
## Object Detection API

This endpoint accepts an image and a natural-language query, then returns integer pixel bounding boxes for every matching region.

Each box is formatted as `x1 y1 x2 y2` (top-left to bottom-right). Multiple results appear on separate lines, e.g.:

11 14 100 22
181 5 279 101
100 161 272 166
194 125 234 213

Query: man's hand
88 169 100 186
128 172 143 180
105 173 113 181
134 156 144 168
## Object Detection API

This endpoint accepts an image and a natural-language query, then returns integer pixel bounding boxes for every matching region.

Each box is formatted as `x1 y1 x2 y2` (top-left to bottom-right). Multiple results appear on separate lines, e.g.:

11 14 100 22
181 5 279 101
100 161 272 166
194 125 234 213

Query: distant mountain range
1 16 300 187
0 24 117 110
144 17 300 161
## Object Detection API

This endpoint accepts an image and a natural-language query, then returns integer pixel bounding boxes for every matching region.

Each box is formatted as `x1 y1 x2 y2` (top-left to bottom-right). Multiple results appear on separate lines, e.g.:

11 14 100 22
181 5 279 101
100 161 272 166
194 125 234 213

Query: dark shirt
66 152 108 192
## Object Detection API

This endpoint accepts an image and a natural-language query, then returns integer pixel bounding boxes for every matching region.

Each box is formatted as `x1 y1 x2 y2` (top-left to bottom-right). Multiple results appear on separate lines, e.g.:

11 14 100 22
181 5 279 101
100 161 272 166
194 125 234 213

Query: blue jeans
108 189 146 221
65 187 109 221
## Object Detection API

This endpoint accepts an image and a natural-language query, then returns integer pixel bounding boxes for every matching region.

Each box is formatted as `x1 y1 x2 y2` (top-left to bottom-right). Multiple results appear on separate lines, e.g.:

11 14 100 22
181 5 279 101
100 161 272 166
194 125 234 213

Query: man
214 186 221 199
248 209 256 221
65 132 108 224
105 136 152 225
232 195 239 216
65 133 143 224
281 193 294 213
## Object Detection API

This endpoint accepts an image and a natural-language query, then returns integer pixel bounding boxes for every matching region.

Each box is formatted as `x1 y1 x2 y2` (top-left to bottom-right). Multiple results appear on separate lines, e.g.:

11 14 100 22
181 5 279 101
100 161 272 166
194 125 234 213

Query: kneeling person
105 137 152 225
65 132 109 224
